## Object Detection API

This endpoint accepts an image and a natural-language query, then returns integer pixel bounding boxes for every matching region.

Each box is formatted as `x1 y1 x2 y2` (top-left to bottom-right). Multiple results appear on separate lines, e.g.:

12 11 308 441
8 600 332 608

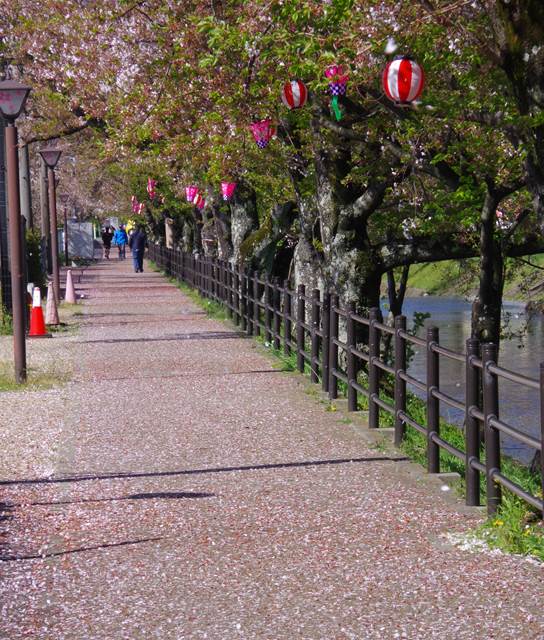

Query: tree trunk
471 192 504 346
230 183 259 265
312 117 384 313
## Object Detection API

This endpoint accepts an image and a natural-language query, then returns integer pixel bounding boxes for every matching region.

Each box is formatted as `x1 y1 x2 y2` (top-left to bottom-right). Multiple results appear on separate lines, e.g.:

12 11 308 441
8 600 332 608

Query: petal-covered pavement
1 258 543 640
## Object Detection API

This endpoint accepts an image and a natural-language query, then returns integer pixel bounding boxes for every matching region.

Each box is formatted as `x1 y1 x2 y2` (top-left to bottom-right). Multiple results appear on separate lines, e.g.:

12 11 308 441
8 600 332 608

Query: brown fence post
346 301 357 411
296 284 306 373
310 289 320 383
540 363 544 519
394 315 407 446
233 268 240 325
482 342 501 516
212 259 217 301
426 326 440 473
283 282 291 356
273 279 281 350
225 262 230 307
253 271 260 336
328 294 339 400
225 264 231 316
208 258 213 299
465 338 481 507
240 268 248 332
265 279 272 343
368 307 382 428
246 271 253 336
321 292 331 393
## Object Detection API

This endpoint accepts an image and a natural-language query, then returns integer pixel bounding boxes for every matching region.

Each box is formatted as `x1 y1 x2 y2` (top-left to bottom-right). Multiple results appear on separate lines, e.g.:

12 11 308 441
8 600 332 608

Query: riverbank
401 256 544 310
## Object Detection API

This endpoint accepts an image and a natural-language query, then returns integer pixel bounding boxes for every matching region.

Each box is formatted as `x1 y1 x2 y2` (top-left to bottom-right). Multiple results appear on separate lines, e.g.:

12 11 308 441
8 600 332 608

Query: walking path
1 258 543 640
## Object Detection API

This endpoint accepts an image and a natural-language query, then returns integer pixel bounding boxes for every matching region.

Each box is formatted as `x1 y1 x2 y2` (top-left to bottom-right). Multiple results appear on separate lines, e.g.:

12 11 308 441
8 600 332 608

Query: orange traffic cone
28 287 51 338
64 269 77 304
45 281 60 326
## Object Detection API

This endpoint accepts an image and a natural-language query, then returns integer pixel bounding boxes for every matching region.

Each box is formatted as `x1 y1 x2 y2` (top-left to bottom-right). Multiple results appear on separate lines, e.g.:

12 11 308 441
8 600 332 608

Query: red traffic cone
28 287 51 338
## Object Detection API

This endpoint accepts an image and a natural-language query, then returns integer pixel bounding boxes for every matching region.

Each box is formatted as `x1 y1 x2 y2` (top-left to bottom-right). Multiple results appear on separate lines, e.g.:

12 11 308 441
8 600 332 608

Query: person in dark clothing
101 226 113 259
128 225 147 272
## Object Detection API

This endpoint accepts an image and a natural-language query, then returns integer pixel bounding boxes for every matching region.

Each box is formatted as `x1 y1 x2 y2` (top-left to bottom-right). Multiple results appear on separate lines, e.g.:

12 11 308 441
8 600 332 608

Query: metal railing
149 244 544 518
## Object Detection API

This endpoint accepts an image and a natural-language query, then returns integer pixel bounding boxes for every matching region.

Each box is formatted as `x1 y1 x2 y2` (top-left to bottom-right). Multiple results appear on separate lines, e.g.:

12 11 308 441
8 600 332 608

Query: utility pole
19 142 32 229
0 117 11 313
40 156 51 276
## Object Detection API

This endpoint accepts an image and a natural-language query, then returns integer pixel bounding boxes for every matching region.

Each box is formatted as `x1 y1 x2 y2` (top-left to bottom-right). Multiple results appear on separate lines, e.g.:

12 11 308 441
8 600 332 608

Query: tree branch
24 117 104 144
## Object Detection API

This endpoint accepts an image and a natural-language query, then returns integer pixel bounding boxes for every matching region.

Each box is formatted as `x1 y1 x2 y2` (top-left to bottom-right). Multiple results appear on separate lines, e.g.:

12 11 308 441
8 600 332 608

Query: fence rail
149 244 544 518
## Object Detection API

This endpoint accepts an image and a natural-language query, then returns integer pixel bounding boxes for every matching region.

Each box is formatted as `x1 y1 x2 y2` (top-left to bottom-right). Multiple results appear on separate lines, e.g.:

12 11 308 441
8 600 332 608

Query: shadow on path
91 369 289 383
80 331 248 345
0 455 409 487
7 491 216 509
0 536 163 562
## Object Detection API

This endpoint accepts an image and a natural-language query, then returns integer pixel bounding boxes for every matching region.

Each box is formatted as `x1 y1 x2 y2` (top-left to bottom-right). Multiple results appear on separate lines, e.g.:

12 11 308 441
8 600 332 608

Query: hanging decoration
281 80 308 110
325 64 348 121
221 181 237 201
147 178 157 200
185 185 199 202
193 193 206 209
382 56 424 105
250 119 275 149
137 202 144 215
131 195 139 213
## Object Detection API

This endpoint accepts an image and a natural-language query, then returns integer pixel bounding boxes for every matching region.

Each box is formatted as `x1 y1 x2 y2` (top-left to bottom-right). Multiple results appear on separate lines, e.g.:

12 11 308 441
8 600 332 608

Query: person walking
128 225 147 273
114 224 129 260
101 226 113 260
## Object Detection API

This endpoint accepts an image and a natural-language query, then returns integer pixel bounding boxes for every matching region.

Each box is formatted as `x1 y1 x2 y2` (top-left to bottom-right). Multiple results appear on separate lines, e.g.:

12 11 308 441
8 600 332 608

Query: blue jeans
132 249 144 272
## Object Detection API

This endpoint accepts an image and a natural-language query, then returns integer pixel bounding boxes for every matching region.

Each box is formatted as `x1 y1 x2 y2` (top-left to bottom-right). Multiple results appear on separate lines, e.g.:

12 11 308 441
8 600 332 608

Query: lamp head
39 147 62 168
0 80 31 122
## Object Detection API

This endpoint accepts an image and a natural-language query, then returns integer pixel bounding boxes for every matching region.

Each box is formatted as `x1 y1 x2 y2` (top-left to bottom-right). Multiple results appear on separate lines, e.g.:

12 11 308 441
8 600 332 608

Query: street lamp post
39 148 62 303
0 80 31 383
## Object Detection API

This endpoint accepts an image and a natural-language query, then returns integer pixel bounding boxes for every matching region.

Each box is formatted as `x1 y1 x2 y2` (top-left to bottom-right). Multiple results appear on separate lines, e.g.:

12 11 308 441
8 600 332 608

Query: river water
395 297 542 464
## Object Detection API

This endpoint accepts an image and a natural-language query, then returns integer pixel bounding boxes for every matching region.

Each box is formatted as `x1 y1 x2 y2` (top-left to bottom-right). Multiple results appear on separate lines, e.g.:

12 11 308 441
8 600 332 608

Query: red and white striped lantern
281 80 308 109
221 181 237 201
382 56 424 104
186 185 199 202
193 193 206 209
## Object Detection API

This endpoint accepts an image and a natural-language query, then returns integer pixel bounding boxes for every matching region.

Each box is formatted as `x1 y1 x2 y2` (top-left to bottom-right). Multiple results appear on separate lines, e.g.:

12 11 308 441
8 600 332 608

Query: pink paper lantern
221 181 237 201
382 57 424 104
193 193 206 209
325 64 348 96
186 185 199 202
131 195 139 213
137 202 144 215
147 177 157 199
250 119 275 149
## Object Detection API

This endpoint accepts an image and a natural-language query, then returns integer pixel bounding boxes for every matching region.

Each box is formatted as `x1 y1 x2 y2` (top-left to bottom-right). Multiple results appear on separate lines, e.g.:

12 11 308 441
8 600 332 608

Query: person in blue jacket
128 225 147 272
113 225 129 260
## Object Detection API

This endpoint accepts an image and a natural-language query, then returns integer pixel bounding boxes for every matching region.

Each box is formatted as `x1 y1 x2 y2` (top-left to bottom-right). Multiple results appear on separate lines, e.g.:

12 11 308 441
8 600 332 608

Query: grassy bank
404 255 544 305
